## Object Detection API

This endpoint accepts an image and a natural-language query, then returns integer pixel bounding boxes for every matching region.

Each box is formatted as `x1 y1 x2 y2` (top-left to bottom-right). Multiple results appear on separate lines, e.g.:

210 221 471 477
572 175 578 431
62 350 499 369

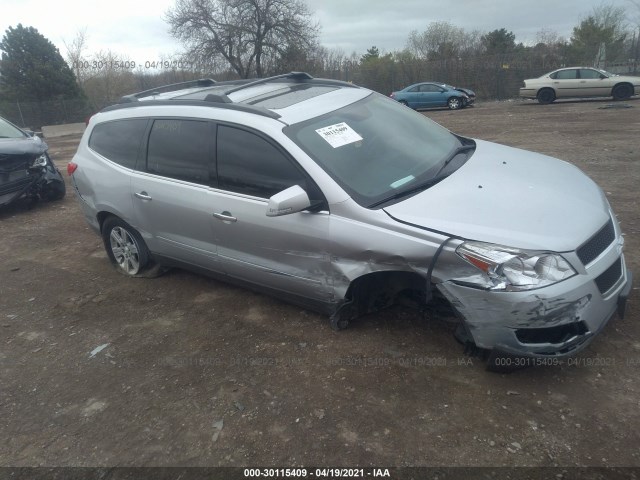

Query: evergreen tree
0 24 82 101
481 28 517 55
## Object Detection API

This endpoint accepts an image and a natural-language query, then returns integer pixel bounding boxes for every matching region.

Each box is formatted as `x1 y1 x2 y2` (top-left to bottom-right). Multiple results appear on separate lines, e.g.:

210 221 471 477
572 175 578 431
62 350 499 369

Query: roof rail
223 72 314 96
101 99 282 120
118 78 217 103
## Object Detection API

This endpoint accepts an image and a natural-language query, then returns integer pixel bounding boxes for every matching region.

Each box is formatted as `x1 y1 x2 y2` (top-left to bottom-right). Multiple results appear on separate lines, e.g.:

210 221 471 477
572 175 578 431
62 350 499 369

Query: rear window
89 119 148 169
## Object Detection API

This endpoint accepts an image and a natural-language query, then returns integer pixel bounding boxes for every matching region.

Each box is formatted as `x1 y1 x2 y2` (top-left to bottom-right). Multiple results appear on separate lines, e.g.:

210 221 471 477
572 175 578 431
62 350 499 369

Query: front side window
146 119 212 185
284 93 465 208
580 69 602 79
89 119 148 169
420 84 442 93
217 125 310 199
0 117 27 138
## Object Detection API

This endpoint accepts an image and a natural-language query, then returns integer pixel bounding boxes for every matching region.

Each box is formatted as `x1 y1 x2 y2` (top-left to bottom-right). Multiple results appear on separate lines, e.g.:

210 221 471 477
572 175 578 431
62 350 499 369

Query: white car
520 67 640 104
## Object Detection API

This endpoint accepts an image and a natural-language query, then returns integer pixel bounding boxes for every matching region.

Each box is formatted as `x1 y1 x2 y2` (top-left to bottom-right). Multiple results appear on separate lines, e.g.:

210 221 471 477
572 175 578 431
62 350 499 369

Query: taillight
67 162 78 175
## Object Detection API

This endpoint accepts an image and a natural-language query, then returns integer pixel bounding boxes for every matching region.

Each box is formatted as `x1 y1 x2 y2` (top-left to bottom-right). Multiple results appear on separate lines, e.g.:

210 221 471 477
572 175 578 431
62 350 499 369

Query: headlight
456 241 576 291
31 154 47 168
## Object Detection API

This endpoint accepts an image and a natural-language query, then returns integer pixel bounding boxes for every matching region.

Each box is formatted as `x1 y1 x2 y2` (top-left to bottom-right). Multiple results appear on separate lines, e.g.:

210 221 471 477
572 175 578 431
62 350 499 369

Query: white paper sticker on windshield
390 175 415 189
315 122 363 148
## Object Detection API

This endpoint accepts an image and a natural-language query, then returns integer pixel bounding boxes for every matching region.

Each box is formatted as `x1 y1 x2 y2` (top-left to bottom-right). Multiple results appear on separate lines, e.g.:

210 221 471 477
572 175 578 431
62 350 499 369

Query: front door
578 68 611 97
419 84 447 107
211 124 331 303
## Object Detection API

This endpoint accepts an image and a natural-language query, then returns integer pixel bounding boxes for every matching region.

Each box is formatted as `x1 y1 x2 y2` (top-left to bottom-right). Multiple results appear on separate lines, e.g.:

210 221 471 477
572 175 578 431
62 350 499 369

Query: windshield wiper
368 143 475 208
429 144 476 180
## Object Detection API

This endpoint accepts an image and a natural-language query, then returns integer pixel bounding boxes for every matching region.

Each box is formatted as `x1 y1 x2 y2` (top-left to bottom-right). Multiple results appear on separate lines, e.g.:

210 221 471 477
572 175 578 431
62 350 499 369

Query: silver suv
69 72 632 369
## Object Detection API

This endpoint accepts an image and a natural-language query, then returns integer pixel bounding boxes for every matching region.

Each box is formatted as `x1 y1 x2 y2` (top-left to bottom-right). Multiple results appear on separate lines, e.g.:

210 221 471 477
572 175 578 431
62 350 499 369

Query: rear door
131 118 220 270
209 124 331 302
551 69 581 98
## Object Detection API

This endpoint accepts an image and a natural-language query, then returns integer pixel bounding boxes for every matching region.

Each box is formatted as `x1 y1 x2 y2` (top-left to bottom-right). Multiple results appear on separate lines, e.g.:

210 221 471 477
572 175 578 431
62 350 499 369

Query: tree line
0 0 638 125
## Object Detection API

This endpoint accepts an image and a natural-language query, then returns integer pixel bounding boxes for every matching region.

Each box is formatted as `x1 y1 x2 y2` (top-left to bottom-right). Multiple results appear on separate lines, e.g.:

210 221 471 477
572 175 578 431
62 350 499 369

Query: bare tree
166 0 320 78
63 28 89 85
406 22 482 60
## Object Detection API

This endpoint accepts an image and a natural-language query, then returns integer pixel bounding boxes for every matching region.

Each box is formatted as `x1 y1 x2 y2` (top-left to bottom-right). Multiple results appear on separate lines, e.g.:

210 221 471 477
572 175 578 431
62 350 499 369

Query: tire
612 84 633 100
447 97 463 110
101 216 151 277
44 180 66 201
536 89 555 105
399 100 409 107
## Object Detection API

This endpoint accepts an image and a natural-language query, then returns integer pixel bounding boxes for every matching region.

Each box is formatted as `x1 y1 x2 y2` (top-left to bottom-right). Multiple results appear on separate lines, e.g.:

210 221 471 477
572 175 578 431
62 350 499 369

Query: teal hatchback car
390 82 475 110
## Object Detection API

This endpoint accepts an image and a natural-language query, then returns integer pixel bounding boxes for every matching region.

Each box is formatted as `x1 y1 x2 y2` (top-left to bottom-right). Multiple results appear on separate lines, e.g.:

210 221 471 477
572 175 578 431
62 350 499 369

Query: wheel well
96 211 116 232
537 87 555 96
342 271 426 318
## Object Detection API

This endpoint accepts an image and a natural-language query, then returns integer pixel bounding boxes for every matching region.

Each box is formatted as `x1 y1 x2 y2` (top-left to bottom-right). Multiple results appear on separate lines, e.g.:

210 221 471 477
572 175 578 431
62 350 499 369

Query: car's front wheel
536 88 556 104
102 216 150 276
612 84 633 100
447 97 463 110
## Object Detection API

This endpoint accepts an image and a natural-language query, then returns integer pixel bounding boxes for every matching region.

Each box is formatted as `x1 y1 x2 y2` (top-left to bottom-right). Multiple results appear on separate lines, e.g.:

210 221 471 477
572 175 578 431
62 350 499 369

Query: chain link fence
2 54 638 130
0 97 91 130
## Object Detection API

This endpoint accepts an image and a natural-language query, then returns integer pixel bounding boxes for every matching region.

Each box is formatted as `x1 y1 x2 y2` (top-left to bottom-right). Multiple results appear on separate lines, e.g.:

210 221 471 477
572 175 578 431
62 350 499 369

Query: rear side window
217 125 309 199
146 119 212 185
553 69 578 80
89 119 148 169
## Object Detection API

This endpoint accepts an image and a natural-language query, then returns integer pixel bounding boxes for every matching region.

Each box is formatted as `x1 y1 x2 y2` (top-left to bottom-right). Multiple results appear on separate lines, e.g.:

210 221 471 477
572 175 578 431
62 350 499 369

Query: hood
0 135 48 158
384 140 610 251
455 87 475 96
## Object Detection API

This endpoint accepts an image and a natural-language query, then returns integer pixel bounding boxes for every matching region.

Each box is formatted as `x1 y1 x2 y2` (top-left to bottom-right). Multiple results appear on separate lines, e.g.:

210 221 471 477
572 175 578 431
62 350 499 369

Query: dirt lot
1 98 639 470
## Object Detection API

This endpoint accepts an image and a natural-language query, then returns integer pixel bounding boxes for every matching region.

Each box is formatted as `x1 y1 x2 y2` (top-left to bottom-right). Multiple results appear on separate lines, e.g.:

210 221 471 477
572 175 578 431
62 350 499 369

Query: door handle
580 80 586 83
213 211 237 222
134 192 152 201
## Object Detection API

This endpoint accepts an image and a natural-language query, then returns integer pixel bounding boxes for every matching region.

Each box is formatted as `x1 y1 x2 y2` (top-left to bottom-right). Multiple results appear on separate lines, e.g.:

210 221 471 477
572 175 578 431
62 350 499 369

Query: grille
595 257 622 294
577 218 615 265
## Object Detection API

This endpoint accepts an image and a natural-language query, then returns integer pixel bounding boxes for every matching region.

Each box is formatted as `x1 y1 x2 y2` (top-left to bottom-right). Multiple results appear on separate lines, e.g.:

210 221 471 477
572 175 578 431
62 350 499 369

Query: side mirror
266 185 311 217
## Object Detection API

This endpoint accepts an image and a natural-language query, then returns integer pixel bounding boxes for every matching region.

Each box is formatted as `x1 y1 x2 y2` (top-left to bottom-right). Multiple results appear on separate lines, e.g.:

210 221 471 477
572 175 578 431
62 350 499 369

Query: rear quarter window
88 119 148 169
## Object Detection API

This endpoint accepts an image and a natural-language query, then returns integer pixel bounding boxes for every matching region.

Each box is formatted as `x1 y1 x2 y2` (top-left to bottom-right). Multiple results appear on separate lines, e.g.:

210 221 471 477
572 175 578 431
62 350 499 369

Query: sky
0 0 635 67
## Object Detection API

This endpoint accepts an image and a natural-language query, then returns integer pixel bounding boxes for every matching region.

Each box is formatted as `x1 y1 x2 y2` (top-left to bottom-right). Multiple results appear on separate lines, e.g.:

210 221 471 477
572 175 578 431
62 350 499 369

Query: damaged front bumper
437 252 632 358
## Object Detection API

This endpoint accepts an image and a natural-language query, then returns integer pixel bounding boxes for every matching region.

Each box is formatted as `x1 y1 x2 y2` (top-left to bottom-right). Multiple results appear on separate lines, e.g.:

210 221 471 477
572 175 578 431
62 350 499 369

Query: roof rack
198 71 357 104
223 71 314 96
101 99 282 120
118 78 217 103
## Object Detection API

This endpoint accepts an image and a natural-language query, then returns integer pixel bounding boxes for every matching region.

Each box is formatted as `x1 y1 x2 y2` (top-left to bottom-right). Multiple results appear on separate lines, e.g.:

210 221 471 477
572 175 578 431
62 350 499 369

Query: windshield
284 93 464 207
597 69 616 77
0 117 27 139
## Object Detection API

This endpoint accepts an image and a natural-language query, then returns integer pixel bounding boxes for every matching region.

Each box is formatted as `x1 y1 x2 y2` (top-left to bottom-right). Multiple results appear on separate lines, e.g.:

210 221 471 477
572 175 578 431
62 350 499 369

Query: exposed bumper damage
437 265 632 358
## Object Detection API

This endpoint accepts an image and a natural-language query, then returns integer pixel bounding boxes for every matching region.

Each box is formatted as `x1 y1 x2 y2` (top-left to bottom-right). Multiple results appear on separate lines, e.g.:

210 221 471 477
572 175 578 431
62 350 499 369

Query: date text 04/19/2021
243 468 391 478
